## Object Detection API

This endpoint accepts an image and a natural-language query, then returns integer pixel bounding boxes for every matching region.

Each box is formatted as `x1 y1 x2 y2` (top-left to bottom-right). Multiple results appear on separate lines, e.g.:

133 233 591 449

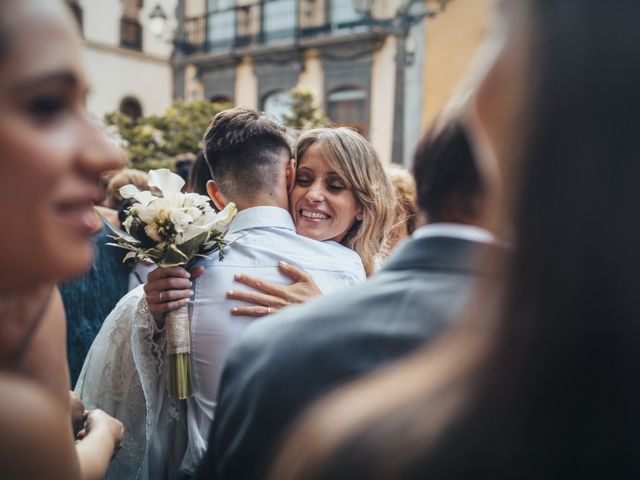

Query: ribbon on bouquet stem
165 304 194 399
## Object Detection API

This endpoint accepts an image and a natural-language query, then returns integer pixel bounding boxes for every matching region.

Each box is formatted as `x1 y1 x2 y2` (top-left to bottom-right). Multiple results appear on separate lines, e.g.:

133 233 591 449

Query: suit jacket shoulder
200 236 496 480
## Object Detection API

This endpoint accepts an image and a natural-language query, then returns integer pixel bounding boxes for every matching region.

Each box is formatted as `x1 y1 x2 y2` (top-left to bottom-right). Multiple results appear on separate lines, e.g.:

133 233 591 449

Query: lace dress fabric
75 286 186 480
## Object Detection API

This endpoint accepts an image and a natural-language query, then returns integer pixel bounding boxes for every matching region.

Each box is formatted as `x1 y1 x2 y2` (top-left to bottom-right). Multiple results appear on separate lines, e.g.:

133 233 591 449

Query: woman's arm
75 409 125 480
0 375 124 480
227 261 323 317
0 374 81 480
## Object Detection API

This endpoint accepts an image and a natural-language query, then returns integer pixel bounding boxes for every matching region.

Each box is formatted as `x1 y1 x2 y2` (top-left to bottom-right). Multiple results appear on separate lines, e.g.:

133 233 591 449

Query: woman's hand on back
143 266 205 327
227 261 323 317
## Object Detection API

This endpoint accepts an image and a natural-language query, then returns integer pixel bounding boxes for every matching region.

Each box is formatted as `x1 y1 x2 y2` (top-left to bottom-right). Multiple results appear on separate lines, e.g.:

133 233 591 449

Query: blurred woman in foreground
271 1 640 478
0 1 124 478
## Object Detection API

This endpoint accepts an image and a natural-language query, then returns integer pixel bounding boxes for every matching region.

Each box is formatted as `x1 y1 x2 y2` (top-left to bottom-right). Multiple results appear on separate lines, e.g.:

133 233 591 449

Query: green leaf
176 231 209 258
98 212 140 245
159 243 189 267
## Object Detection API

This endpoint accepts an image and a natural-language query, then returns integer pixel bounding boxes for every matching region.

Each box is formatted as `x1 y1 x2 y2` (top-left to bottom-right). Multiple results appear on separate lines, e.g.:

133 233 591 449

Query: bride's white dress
75 285 193 479
75 208 367 479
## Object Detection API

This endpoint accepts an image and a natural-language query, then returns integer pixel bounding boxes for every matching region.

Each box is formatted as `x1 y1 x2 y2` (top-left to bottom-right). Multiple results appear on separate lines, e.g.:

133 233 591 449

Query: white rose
186 207 203 221
170 209 194 233
137 204 157 225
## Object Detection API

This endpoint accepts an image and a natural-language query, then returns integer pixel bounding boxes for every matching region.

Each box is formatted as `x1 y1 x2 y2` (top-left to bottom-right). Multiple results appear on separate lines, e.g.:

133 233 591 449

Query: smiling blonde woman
292 127 396 276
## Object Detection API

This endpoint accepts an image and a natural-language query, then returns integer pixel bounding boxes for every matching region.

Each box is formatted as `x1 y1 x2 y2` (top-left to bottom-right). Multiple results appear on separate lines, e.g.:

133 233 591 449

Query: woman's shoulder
0 373 80 479
0 372 56 422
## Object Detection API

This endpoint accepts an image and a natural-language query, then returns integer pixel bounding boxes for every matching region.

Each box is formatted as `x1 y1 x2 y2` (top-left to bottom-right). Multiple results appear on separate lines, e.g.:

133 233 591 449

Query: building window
329 0 361 26
121 0 143 51
263 0 296 43
66 1 83 35
262 90 292 124
207 0 235 50
327 87 367 135
120 97 143 121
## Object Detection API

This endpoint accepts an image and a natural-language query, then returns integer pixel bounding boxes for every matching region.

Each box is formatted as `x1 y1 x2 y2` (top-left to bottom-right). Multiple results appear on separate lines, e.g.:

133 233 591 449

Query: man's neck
232 195 288 212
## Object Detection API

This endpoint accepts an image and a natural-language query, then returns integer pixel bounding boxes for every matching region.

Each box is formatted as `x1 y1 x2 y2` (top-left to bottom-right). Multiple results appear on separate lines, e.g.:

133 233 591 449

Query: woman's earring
356 214 363 221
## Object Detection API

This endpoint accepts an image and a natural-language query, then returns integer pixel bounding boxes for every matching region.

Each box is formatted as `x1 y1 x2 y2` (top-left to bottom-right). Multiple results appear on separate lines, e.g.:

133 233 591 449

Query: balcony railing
182 0 384 53
120 17 143 51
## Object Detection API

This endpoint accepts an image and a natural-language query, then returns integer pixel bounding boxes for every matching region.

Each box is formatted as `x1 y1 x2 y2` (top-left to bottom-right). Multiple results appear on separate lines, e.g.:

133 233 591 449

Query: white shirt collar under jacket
412 222 496 244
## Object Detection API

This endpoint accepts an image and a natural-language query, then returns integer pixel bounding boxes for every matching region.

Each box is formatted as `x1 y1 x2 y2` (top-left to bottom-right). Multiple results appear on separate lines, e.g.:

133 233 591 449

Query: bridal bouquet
104 169 237 399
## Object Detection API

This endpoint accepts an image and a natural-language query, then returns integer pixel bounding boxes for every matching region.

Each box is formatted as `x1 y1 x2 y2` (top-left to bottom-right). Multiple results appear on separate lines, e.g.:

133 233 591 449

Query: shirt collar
412 222 495 244
227 206 296 235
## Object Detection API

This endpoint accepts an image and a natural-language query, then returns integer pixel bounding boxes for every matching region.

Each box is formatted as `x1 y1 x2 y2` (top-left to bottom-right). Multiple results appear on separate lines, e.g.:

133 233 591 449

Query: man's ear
286 158 296 194
207 180 227 211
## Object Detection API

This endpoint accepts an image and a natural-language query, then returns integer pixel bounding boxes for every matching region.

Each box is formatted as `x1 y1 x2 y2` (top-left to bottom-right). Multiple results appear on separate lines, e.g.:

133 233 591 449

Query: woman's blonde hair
294 127 396 276
103 168 149 210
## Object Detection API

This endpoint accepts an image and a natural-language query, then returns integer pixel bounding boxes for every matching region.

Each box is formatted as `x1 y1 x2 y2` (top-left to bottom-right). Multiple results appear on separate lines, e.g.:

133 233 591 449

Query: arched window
262 90 292 124
120 97 143 121
327 87 367 135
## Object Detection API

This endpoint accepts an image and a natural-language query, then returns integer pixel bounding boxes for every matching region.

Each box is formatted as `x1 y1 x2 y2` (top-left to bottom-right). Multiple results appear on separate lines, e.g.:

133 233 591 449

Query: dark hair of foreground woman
269 1 640 478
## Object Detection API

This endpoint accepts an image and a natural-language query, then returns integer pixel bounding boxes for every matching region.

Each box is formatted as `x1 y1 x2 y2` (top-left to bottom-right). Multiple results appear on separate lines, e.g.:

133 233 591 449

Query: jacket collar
381 235 502 275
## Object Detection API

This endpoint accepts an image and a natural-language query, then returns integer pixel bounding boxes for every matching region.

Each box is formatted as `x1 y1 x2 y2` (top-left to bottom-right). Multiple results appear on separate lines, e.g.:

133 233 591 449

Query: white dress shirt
183 206 365 471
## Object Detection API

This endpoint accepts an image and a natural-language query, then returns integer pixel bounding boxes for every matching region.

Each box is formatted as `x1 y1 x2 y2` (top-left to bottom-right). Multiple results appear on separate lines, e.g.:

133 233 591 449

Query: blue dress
61 224 130 384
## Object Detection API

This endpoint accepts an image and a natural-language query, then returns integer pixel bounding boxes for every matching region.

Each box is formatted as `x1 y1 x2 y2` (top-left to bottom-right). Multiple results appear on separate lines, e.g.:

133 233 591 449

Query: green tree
281 85 328 131
104 99 232 171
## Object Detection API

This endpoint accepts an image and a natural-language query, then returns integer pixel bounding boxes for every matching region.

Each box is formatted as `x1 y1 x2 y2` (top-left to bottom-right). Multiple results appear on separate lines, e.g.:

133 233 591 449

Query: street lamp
391 0 448 164
149 3 168 38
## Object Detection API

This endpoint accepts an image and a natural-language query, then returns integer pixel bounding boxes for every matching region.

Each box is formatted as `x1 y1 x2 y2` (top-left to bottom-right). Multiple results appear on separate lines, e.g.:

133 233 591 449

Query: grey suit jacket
197 235 497 480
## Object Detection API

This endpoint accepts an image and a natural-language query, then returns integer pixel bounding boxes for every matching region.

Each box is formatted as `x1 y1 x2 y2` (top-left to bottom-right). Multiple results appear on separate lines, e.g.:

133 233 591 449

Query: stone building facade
68 0 177 119
173 0 492 164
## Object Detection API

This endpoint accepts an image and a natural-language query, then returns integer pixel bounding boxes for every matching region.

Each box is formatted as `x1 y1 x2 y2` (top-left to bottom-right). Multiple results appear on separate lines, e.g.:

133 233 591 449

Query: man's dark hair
203 108 292 199
412 119 485 223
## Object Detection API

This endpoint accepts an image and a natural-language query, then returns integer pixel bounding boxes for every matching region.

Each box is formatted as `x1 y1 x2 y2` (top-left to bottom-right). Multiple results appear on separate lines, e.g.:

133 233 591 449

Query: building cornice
84 39 171 65
185 30 387 70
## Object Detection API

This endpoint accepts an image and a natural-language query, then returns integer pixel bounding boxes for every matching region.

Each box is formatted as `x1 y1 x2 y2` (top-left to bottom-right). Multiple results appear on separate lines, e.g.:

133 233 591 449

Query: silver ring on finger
158 291 164 302
267 307 271 315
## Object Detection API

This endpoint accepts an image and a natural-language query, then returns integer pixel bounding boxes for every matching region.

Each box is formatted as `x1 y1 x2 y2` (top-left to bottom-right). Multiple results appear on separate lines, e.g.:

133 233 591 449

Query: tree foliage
281 85 328 131
104 99 232 171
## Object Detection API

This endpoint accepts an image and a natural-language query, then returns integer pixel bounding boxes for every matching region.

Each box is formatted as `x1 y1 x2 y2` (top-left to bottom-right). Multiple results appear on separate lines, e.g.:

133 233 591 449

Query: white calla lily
148 169 185 202
178 224 211 245
133 190 157 208
119 184 157 208
214 203 237 226
120 184 140 199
